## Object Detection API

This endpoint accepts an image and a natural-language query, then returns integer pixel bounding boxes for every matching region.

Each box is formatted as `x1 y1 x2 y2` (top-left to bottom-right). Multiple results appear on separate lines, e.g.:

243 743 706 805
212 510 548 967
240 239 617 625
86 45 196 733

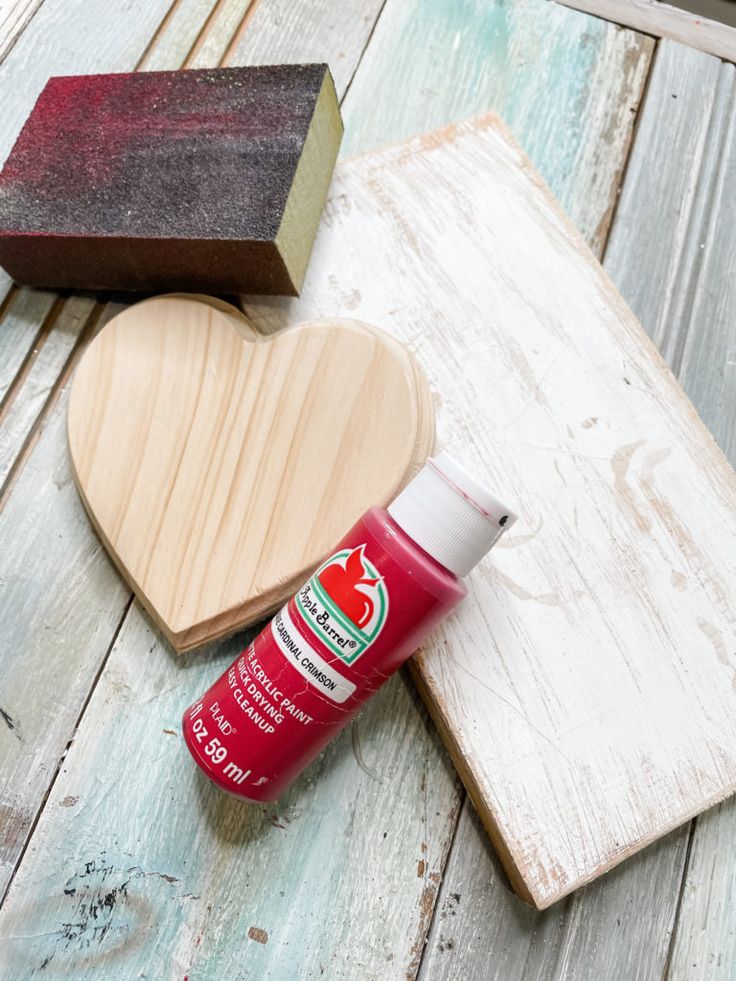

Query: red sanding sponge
0 64 342 295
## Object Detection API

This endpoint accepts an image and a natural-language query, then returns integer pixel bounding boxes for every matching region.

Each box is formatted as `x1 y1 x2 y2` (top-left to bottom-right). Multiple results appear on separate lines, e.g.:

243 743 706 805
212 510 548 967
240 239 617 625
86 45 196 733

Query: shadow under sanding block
0 64 342 295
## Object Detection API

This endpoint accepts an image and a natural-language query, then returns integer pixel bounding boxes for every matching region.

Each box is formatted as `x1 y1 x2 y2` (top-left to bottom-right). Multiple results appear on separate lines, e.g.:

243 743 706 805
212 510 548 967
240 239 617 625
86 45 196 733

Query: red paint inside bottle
182 453 515 801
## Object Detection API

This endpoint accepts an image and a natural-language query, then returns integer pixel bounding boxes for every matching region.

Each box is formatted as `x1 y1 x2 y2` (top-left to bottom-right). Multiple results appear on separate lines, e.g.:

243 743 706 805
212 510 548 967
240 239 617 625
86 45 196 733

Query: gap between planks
412 786 469 979
0 0 46 65
0 301 105 510
598 36 660 263
0 594 134 907
216 0 260 67
133 0 190 69
339 0 391 108
555 0 736 63
662 819 697 979
0 295 65 422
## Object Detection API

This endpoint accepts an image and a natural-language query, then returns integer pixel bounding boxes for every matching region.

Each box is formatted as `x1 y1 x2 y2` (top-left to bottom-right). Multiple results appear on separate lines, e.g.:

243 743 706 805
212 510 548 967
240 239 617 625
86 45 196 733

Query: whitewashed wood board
337 0 690 964
244 114 736 908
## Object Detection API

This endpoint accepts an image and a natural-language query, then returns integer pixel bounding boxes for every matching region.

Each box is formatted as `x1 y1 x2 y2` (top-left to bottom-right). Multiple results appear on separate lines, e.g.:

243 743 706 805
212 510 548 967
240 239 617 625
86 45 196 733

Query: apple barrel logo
295 545 389 664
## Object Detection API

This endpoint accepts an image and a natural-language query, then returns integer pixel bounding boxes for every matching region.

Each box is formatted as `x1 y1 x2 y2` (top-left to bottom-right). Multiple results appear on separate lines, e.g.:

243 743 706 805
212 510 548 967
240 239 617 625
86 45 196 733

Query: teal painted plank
0 344 129 898
609 40 736 465
0 604 460 978
418 804 687 981
341 0 653 256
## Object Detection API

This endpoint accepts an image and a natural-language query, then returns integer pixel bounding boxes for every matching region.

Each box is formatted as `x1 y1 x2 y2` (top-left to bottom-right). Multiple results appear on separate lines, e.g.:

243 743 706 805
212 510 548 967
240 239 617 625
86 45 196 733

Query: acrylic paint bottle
182 451 516 801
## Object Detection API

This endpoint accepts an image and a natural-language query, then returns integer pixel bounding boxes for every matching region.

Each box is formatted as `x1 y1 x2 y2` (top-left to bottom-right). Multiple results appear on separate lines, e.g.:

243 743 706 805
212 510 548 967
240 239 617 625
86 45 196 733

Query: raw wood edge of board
554 0 736 63
407 658 537 906
411 656 736 909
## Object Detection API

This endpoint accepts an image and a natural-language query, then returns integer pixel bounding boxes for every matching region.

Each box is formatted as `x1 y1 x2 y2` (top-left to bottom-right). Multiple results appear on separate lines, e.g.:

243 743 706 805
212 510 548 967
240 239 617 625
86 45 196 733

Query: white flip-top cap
387 451 517 577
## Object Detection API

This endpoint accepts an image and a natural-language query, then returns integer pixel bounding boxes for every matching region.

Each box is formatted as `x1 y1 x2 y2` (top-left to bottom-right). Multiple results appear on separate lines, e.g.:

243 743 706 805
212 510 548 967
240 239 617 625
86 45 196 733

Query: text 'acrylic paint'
182 451 517 801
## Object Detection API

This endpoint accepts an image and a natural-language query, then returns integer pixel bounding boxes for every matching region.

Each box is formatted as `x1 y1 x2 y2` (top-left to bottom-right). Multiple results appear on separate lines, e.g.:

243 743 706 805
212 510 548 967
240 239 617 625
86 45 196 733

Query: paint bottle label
182 531 453 799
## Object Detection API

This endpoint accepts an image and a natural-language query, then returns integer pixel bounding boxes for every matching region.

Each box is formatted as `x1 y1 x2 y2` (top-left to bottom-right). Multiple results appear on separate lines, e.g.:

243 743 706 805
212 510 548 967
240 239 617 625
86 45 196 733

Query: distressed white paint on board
244 115 736 908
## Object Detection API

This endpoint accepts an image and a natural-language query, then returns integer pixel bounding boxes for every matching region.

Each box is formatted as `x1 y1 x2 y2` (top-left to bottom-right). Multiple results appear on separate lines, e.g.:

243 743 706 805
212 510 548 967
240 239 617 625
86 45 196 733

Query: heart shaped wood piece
68 296 434 651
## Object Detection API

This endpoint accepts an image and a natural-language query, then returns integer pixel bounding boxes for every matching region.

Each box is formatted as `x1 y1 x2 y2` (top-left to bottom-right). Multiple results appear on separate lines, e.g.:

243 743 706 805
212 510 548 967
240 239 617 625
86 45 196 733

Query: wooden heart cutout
68 295 434 651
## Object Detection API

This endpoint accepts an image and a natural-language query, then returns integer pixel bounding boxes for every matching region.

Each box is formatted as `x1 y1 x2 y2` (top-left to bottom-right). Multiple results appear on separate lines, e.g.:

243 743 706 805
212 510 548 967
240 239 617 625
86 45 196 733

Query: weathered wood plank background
0 0 734 977
0 0 44 63
341 0 653 255
556 0 736 62
605 38 736 980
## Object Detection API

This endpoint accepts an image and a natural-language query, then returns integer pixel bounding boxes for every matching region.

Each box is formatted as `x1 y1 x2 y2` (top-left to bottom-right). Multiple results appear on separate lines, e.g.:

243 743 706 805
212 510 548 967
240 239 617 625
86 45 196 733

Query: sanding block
0 64 342 295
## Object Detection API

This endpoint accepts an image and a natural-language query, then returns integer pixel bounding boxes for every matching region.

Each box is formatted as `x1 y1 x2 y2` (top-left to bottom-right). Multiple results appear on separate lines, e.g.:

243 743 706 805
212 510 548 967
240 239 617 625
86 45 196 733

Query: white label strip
271 605 356 704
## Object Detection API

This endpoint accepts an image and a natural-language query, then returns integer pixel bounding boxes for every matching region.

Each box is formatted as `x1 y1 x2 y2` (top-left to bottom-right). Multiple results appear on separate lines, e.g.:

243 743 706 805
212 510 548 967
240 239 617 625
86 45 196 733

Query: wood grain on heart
67 296 434 651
